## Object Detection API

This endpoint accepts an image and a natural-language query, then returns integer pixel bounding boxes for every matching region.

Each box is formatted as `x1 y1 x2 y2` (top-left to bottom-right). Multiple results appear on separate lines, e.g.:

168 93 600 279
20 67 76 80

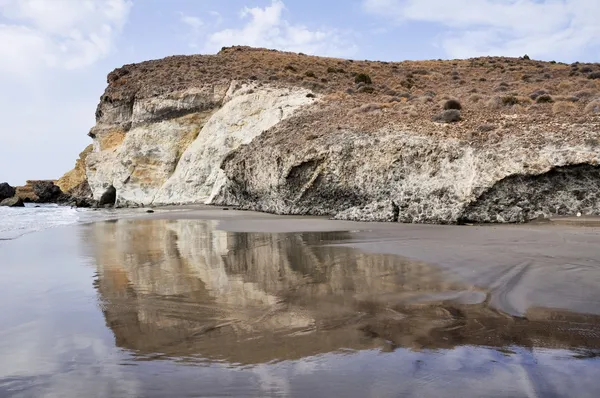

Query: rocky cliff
64 46 600 222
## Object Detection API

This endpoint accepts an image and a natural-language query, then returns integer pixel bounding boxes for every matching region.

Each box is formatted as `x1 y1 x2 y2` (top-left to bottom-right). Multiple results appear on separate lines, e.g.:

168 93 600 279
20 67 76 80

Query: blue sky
1 0 599 185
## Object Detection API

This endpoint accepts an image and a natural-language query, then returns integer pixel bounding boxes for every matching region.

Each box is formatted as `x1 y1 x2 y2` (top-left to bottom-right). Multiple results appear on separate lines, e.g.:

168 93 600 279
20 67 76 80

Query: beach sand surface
1 207 600 397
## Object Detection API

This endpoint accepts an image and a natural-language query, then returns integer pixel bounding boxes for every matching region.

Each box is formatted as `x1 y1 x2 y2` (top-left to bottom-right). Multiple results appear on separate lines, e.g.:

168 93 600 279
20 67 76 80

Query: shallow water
0 204 154 241
1 218 600 397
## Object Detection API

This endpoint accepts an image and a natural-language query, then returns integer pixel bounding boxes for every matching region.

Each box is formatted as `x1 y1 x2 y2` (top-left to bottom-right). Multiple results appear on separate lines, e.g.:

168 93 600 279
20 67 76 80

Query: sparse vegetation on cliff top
100 46 600 144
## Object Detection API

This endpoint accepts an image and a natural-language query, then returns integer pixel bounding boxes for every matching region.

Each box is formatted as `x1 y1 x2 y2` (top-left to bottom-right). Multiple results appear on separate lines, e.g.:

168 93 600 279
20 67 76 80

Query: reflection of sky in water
1 221 600 397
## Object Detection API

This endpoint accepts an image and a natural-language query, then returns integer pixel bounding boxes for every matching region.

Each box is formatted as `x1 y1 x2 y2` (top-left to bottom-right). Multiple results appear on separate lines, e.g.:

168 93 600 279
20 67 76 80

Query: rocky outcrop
57 144 93 193
214 126 600 223
15 180 74 204
0 182 16 202
85 80 316 206
0 196 24 207
32 180 67 203
70 47 600 223
16 180 61 203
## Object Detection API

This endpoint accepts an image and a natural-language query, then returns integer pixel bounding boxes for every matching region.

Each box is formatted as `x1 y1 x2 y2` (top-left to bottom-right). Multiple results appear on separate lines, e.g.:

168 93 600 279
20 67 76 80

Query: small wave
0 204 145 241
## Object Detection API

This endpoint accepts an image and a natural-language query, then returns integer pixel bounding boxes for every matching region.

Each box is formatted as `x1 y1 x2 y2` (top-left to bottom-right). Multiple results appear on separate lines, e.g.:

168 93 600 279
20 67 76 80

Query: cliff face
77 46 600 222
57 144 93 194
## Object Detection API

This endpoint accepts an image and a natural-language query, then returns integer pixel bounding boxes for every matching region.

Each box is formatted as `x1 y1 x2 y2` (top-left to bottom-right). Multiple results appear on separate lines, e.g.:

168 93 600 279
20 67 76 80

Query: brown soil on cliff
101 46 600 146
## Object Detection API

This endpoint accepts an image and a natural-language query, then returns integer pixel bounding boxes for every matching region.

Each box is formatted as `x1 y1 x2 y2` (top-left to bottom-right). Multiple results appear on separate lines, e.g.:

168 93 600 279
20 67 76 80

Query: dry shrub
323 92 350 102
553 95 579 102
353 103 386 113
516 96 533 105
478 124 497 132
444 99 462 110
557 81 574 92
552 101 576 115
573 90 597 99
529 89 548 99
486 96 503 109
469 94 483 103
355 73 372 85
584 100 600 114
412 95 432 104
432 109 461 123
398 105 419 117
536 94 553 103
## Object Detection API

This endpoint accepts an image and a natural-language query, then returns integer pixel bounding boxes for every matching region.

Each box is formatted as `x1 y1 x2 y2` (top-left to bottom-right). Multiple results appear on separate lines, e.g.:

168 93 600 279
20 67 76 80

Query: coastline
5 204 598 316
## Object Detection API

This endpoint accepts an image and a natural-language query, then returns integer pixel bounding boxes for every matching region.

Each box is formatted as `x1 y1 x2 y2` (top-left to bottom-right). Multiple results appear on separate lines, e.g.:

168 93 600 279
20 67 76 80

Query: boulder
57 180 97 208
16 180 68 203
33 181 66 203
0 196 25 207
0 182 16 202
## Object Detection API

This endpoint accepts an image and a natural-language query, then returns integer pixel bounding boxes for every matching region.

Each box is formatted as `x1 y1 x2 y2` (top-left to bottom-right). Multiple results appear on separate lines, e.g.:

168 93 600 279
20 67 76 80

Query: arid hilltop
61 46 600 223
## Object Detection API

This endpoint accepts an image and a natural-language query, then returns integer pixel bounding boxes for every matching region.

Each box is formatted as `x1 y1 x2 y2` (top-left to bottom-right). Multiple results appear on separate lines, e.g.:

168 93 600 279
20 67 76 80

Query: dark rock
432 109 461 123
99 186 117 207
0 196 25 207
588 72 600 80
32 181 67 203
536 94 554 103
0 182 16 202
146 209 155 213
66 197 97 208
62 180 97 208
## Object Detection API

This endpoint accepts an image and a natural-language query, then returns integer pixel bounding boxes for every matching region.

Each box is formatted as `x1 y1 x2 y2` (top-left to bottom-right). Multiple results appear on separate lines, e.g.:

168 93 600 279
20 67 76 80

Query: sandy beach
2 208 600 397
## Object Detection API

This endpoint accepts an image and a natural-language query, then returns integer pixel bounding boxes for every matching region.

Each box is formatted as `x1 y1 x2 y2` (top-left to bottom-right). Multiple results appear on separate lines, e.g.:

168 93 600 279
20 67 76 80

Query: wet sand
1 207 600 397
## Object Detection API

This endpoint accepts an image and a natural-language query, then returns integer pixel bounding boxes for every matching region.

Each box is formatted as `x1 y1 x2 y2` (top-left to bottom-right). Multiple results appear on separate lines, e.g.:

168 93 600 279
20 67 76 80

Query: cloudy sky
0 0 599 185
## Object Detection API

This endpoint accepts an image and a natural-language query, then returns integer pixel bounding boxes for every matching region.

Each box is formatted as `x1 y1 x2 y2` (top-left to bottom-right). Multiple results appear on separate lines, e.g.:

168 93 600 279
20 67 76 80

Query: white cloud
363 0 600 60
180 13 203 48
0 0 132 77
202 0 357 57
0 0 132 185
181 14 203 31
209 10 223 26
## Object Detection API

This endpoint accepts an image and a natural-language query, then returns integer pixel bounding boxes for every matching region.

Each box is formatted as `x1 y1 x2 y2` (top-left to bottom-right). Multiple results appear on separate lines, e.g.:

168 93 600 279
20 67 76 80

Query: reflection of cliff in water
88 219 600 365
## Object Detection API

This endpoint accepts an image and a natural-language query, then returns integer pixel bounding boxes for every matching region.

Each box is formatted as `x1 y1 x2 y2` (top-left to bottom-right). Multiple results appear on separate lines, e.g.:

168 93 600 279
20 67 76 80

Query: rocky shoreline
13 47 600 222
0 180 100 208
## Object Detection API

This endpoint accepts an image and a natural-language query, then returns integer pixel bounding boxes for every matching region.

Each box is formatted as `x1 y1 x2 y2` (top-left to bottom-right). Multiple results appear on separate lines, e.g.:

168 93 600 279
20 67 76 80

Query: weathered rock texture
0 196 24 207
0 182 16 202
73 47 600 223
57 144 93 194
16 180 66 203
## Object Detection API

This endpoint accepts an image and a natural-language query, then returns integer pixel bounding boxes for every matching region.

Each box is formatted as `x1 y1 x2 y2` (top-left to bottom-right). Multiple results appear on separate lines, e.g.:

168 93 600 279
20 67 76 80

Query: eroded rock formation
70 47 600 222
16 180 67 203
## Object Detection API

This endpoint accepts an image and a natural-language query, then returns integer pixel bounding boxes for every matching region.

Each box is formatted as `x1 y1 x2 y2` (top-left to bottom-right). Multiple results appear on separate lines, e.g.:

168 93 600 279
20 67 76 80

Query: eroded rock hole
99 185 117 207
461 165 600 223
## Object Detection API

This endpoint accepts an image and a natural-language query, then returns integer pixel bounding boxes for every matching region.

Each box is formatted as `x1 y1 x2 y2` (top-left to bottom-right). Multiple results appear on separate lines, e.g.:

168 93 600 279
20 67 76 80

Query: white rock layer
86 83 316 206
153 86 315 204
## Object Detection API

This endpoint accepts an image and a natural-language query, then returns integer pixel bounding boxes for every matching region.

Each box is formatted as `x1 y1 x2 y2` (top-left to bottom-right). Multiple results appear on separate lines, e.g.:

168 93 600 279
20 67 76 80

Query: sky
0 0 599 185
